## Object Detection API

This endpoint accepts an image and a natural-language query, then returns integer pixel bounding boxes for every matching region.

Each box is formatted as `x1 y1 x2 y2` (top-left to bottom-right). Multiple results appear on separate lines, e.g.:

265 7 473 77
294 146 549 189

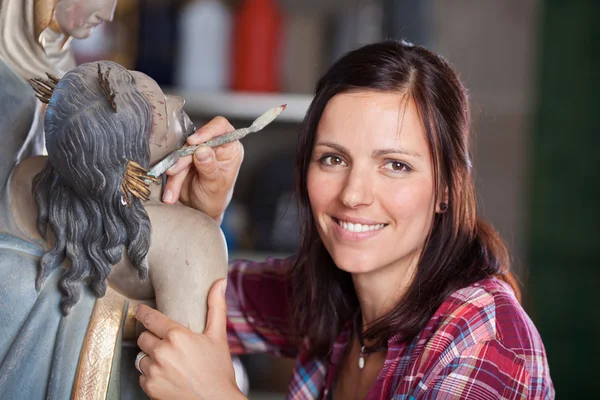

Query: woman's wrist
231 389 248 400
204 385 246 400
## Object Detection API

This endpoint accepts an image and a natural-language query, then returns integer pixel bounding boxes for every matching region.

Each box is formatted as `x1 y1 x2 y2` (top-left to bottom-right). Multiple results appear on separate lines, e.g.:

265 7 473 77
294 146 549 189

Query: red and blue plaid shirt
226 257 554 399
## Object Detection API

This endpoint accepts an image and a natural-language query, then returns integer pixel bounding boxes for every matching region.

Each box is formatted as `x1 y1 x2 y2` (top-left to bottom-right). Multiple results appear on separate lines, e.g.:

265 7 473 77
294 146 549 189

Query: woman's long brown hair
290 40 520 358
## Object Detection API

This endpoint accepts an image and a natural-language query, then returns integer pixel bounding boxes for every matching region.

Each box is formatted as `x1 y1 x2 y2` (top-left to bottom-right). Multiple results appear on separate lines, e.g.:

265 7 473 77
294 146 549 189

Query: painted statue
0 61 228 399
0 0 117 79
0 0 118 229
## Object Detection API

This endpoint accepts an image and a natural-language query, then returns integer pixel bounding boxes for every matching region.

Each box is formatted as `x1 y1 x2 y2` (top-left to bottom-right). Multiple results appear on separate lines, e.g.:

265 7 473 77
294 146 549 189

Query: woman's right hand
135 280 246 400
162 116 244 224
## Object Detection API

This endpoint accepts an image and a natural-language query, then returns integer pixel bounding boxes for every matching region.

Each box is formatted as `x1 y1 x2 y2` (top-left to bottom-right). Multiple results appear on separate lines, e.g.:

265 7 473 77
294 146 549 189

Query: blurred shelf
164 89 313 123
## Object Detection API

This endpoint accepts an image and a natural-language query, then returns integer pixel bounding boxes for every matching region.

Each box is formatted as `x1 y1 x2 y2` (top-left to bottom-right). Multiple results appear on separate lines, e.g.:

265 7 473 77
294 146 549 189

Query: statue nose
98 6 116 22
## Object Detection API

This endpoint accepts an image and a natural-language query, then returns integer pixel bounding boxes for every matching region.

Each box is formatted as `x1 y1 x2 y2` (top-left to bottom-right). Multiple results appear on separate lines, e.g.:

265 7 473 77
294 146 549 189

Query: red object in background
231 0 282 92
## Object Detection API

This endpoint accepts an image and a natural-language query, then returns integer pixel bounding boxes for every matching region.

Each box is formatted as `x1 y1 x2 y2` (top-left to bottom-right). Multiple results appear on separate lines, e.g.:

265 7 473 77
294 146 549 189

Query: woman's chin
330 251 379 275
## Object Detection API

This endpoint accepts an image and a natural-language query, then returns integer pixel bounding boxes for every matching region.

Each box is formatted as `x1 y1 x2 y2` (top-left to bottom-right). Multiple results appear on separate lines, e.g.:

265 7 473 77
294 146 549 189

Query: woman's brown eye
331 157 343 165
320 155 346 166
384 161 411 172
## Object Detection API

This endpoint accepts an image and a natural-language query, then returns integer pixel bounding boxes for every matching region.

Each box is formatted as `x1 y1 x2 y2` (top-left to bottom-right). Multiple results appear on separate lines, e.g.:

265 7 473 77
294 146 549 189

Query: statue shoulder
147 203 224 241
145 203 227 263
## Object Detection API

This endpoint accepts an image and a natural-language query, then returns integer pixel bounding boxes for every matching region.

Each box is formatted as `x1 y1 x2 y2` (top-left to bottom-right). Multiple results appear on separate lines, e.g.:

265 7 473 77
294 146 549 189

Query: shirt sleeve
413 340 531 400
226 256 298 358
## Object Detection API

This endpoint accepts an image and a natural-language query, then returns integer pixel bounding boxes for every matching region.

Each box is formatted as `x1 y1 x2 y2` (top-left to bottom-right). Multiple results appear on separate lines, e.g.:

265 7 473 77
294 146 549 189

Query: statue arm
146 204 228 334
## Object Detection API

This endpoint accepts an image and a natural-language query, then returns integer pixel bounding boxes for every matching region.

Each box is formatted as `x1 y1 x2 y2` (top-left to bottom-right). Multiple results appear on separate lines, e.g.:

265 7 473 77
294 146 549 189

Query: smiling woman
308 93 435 278
126 40 555 400
252 40 551 399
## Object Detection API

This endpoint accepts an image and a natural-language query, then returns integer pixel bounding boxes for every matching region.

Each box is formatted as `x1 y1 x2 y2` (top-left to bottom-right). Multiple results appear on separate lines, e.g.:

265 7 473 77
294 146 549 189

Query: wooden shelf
164 89 313 123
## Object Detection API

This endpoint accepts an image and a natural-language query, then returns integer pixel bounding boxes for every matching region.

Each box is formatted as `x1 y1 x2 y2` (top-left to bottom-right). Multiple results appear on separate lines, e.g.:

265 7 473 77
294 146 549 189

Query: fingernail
221 279 227 297
195 147 212 162
163 189 173 203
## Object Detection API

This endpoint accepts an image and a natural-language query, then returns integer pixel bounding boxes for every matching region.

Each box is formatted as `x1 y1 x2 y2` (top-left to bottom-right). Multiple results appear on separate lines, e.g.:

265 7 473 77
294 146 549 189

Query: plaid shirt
226 257 554 399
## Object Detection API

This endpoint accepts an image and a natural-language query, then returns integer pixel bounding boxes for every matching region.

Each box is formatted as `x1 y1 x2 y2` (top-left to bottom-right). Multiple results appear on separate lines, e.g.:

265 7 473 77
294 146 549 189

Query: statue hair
33 61 153 315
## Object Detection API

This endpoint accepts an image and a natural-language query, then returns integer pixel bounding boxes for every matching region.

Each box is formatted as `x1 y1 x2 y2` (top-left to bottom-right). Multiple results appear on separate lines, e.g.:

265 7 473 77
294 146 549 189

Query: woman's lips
331 217 387 242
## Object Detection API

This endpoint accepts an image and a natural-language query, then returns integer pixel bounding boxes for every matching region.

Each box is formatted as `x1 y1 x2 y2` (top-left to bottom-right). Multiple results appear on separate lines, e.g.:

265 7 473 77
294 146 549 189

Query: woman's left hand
135 279 245 400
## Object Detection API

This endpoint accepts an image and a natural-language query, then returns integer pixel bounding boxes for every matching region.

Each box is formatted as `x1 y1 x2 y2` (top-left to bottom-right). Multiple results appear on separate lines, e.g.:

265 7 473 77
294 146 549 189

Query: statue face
54 0 117 39
131 72 195 165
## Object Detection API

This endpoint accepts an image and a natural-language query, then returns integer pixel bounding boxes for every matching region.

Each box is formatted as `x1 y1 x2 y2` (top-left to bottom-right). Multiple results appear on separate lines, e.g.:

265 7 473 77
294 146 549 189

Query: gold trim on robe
72 287 128 399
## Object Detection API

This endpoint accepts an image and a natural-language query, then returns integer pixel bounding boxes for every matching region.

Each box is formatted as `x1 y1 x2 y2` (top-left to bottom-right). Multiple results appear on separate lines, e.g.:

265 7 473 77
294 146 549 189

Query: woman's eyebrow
372 148 421 158
315 142 421 158
314 141 350 156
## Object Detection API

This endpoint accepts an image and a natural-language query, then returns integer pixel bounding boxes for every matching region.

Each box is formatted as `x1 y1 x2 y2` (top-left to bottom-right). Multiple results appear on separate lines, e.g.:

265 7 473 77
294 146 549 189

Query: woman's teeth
337 220 385 233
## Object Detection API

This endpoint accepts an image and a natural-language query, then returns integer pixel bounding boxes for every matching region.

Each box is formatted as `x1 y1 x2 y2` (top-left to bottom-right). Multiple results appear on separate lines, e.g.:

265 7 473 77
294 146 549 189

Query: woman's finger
137 351 152 376
163 164 191 204
165 154 193 176
137 330 161 355
135 304 183 340
192 147 219 183
187 116 235 145
215 140 244 168
203 279 228 342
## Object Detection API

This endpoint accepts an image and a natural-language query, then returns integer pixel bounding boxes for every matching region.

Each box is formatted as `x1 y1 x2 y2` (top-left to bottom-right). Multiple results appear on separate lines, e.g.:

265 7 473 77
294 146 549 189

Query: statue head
35 0 116 40
51 0 117 39
130 71 193 164
32 60 192 315
0 0 116 79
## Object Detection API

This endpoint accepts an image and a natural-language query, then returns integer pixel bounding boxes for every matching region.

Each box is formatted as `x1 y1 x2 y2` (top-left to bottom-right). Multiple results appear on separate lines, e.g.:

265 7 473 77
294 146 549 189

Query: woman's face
131 71 194 165
307 91 437 276
54 0 117 39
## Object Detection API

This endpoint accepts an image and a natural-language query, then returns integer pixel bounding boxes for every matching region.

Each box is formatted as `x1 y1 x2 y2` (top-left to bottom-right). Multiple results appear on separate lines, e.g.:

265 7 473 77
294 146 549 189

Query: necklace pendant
358 346 366 370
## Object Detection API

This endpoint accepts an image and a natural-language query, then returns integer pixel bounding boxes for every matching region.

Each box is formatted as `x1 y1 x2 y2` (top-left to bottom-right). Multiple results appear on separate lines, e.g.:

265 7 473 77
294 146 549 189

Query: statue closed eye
52 0 117 40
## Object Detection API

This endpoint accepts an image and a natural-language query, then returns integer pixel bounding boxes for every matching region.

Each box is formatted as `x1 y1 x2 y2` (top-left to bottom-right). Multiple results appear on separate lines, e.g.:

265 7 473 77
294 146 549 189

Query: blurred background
75 0 598 398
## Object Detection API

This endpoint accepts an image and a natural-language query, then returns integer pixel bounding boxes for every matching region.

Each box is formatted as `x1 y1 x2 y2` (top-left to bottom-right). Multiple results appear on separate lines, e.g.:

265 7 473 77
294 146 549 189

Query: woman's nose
339 167 374 209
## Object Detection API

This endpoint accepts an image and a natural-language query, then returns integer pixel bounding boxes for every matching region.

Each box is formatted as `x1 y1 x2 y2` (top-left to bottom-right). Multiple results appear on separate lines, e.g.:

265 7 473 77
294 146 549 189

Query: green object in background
528 1 600 397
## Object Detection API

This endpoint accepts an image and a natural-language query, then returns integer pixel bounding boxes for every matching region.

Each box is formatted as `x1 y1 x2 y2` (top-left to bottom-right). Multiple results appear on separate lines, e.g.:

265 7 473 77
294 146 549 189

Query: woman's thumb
204 279 227 340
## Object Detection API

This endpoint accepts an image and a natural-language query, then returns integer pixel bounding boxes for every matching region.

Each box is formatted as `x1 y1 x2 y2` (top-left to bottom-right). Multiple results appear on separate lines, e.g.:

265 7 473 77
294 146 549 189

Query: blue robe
0 59 44 232
0 233 96 398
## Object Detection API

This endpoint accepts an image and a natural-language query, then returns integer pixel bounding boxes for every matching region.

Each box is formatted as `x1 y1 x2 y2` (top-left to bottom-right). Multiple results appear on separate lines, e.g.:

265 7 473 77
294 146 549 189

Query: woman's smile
330 215 388 242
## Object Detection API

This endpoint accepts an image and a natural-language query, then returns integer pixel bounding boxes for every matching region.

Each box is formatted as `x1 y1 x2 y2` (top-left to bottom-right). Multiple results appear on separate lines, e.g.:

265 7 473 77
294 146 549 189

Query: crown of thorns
29 64 118 111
